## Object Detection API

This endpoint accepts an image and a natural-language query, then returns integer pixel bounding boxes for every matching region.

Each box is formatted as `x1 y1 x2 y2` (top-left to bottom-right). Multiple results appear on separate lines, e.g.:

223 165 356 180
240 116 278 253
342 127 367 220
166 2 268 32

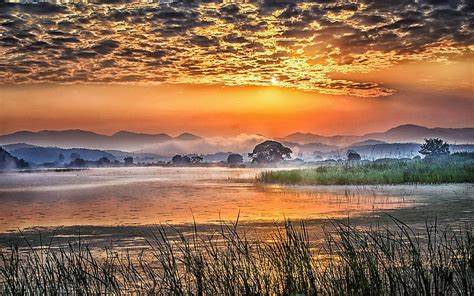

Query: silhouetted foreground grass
259 158 474 185
1 218 472 295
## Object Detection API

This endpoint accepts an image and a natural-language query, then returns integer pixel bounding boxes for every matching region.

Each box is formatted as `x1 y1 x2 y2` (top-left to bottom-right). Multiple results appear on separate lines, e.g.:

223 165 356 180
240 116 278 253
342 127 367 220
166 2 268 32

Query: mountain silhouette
0 147 28 170
0 130 201 151
283 124 474 146
0 125 472 154
175 133 203 141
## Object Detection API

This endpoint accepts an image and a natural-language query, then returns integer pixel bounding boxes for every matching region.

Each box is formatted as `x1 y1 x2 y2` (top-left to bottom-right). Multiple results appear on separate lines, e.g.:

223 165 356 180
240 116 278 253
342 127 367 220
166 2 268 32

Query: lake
0 167 472 247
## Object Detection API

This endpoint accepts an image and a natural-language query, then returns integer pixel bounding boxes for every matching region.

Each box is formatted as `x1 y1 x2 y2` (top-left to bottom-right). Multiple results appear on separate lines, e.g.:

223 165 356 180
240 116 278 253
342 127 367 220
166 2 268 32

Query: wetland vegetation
1 218 472 295
258 153 474 185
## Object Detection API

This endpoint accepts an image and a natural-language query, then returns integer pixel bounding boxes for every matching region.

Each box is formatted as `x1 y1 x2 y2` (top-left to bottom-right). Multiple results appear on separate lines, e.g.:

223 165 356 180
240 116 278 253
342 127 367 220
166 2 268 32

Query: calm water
0 167 472 233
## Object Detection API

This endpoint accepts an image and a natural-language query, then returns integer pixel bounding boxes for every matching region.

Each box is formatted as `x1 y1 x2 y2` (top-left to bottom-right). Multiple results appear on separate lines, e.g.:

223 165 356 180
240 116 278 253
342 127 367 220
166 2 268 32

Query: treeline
66 156 134 168
170 153 244 165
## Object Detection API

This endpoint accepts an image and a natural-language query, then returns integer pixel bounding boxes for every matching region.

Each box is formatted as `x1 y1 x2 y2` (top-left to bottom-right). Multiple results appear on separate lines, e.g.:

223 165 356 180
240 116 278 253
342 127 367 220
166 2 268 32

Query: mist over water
0 167 472 234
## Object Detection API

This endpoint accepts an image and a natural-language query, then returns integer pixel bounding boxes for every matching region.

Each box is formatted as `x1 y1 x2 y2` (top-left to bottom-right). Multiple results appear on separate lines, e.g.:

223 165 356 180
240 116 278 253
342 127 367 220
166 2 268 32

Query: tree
69 158 86 167
124 156 134 165
97 157 111 166
172 155 191 164
419 138 450 157
70 152 80 160
17 159 29 169
248 141 292 163
227 153 243 164
58 153 65 162
190 156 203 163
347 150 361 161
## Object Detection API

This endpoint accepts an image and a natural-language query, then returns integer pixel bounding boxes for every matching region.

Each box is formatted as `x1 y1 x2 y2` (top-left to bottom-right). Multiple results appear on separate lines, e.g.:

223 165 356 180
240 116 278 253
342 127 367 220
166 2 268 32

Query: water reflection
1 167 470 233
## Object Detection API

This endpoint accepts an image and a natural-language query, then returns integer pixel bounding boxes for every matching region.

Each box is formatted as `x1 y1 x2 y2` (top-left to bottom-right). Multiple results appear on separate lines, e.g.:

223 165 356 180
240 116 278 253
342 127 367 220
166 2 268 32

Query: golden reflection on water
0 167 468 232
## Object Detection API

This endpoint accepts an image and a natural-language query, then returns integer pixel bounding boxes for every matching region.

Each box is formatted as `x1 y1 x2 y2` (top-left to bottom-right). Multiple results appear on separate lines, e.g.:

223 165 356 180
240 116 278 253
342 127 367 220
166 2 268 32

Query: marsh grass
0 218 472 295
258 158 474 185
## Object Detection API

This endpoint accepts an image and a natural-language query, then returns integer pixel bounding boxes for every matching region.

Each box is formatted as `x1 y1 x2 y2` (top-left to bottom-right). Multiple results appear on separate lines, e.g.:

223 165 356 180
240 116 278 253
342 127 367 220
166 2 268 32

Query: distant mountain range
0 130 202 151
282 124 474 147
311 143 474 161
0 125 473 158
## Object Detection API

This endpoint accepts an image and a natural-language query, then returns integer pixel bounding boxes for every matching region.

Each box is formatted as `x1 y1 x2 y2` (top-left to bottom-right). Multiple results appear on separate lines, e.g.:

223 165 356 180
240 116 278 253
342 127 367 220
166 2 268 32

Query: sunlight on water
0 167 472 232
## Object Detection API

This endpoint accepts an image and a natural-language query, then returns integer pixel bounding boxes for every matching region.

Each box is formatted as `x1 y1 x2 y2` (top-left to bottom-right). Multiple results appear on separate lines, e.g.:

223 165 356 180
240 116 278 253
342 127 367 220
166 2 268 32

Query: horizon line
1 123 474 138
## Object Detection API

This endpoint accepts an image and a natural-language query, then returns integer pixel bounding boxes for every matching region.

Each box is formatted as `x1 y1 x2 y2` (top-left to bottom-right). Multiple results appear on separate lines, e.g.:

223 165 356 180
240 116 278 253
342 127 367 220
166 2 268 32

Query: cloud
91 39 120 55
0 0 472 97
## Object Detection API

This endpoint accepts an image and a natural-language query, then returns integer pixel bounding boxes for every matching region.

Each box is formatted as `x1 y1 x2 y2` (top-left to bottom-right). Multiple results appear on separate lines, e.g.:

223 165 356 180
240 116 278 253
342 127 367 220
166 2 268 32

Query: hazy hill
283 124 474 147
0 130 105 148
175 133 202 141
0 125 472 155
2 144 172 165
283 133 360 147
135 134 268 157
0 147 28 170
281 141 338 158
105 150 169 163
349 140 387 147
201 152 233 163
363 124 474 144
111 131 172 143
0 130 201 151
316 143 474 161
4 146 117 165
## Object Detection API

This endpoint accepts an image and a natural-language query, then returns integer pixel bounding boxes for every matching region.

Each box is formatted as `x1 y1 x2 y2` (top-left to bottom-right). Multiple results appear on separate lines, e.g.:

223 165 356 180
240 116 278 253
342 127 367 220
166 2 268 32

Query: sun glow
271 76 278 85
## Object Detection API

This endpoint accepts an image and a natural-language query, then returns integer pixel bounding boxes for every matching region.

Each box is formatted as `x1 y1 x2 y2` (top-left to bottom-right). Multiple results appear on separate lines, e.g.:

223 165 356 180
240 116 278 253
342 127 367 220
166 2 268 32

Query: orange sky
1 81 472 137
0 1 473 136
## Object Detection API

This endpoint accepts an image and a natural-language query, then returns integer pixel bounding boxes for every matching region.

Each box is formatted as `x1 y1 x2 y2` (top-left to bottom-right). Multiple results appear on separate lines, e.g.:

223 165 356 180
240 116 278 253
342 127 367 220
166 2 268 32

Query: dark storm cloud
0 0 472 97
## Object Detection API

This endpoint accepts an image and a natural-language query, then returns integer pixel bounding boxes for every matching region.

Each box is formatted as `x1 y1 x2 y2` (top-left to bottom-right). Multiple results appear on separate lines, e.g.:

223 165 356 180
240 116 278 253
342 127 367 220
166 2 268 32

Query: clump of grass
258 158 474 185
0 218 472 295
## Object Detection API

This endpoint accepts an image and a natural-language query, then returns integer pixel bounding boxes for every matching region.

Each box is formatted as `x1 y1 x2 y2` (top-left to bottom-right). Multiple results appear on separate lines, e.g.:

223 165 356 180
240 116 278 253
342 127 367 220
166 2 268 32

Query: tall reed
1 218 472 295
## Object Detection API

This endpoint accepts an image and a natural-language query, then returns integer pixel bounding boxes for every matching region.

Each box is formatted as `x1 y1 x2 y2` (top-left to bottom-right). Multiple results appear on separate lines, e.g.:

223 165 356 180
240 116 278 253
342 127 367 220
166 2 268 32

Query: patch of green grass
259 158 474 185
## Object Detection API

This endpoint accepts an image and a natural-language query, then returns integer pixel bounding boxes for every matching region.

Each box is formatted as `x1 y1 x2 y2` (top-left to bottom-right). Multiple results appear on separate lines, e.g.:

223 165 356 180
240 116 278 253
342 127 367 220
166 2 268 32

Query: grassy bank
259 157 474 185
1 219 472 295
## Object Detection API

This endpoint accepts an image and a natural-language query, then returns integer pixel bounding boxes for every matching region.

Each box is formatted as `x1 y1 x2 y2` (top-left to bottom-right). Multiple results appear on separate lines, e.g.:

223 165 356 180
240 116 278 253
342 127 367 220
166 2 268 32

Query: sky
0 0 473 137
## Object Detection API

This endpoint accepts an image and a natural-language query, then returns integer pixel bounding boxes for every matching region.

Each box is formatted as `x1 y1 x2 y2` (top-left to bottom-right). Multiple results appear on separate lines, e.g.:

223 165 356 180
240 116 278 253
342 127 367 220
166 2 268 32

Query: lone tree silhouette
248 141 292 163
346 150 361 161
419 138 450 157
190 156 203 163
227 153 243 164
124 156 134 165
172 155 191 164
